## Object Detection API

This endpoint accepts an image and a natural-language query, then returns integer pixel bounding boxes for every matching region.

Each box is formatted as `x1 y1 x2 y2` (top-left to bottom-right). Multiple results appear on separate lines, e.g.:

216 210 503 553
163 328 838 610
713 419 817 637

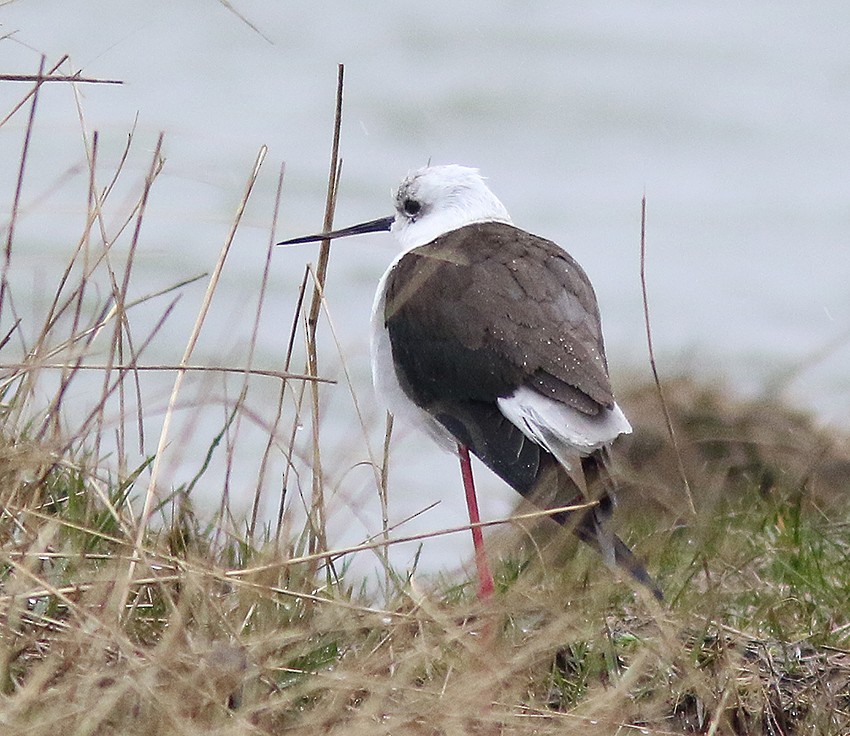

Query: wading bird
279 165 660 601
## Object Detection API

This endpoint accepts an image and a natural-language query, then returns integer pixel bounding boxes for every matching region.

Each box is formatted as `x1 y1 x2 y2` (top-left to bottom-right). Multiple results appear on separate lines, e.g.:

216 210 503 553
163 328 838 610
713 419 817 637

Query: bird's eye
402 198 421 217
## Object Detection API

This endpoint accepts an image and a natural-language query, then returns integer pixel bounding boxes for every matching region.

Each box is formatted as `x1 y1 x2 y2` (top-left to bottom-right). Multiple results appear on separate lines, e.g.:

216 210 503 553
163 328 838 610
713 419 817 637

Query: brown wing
384 221 614 417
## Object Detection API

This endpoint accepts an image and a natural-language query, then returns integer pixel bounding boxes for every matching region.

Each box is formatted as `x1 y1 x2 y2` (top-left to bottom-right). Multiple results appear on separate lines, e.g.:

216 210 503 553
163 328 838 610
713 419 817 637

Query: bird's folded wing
384 221 614 415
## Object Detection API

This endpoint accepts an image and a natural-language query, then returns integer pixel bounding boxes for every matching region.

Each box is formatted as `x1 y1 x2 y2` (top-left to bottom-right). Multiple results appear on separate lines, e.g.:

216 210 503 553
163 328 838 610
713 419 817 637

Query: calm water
2 2 849 585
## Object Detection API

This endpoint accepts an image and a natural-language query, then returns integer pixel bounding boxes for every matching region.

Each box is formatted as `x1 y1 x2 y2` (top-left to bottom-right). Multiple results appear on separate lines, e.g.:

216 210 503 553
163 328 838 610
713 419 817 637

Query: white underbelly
369 262 457 451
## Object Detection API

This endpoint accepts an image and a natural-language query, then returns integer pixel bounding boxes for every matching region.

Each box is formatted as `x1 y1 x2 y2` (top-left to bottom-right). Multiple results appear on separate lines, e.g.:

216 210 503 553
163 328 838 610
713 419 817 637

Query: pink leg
458 444 495 600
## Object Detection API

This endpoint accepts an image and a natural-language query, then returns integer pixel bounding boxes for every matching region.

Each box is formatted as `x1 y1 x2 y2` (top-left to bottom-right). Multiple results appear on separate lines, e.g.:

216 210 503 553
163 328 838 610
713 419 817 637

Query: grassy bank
0 378 848 735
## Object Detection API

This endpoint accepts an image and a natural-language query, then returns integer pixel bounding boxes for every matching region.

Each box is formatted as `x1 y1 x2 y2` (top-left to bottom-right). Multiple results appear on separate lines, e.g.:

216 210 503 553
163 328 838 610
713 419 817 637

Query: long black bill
276 215 394 246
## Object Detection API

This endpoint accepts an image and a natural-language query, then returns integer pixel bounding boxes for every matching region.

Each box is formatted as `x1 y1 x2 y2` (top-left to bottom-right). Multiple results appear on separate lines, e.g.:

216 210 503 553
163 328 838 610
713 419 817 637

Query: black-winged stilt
279 164 661 601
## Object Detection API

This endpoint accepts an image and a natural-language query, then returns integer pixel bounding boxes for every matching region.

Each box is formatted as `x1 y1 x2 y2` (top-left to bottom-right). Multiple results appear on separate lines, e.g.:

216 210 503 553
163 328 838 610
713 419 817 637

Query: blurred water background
2 2 848 587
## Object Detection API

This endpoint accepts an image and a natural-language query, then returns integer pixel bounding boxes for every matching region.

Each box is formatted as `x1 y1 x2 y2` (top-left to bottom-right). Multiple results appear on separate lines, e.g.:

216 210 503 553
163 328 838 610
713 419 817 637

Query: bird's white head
390 165 512 250
276 164 513 253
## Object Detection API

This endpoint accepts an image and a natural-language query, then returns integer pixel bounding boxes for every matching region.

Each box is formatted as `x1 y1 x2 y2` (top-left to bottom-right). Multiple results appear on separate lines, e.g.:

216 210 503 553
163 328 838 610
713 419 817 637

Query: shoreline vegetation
1 62 848 735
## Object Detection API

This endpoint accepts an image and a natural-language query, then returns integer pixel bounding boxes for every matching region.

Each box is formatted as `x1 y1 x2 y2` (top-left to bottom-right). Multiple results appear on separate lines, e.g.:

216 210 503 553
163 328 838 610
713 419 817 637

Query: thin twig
640 193 695 515
216 0 275 44
380 412 394 588
308 64 345 332
304 64 345 556
273 265 312 542
0 318 21 352
85 132 103 458
0 362 330 382
249 162 288 539
0 74 122 84
1 56 45 322
229 500 596 578
122 145 268 620
233 155 285 538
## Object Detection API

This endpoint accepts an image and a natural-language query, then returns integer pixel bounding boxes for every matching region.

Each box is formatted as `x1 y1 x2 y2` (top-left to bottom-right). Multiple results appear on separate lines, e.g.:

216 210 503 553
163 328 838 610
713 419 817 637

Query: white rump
497 386 631 470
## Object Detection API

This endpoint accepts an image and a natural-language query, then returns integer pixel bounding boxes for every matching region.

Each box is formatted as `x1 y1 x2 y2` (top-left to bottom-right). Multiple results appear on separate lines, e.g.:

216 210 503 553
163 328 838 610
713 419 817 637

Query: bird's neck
394 211 512 250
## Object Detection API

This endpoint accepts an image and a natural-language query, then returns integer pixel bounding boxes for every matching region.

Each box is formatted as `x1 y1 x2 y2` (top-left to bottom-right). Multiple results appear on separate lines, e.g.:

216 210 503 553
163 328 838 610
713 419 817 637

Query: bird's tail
533 451 663 601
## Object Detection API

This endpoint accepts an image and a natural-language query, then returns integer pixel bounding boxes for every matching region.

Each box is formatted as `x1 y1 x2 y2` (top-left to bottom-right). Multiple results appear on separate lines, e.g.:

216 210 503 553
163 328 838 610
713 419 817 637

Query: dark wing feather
384 222 613 415
431 399 544 494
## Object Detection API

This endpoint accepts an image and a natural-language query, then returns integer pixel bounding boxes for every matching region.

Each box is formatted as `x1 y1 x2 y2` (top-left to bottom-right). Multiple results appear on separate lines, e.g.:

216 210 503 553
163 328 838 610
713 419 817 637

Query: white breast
369 257 458 452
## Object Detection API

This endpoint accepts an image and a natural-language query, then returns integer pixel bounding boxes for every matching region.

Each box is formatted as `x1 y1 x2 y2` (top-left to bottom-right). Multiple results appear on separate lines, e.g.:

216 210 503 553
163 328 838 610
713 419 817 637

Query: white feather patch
497 386 632 464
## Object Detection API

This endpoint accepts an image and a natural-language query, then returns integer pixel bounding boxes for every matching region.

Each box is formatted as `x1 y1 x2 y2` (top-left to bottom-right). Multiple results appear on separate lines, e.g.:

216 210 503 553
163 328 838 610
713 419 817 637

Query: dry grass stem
640 193 695 516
